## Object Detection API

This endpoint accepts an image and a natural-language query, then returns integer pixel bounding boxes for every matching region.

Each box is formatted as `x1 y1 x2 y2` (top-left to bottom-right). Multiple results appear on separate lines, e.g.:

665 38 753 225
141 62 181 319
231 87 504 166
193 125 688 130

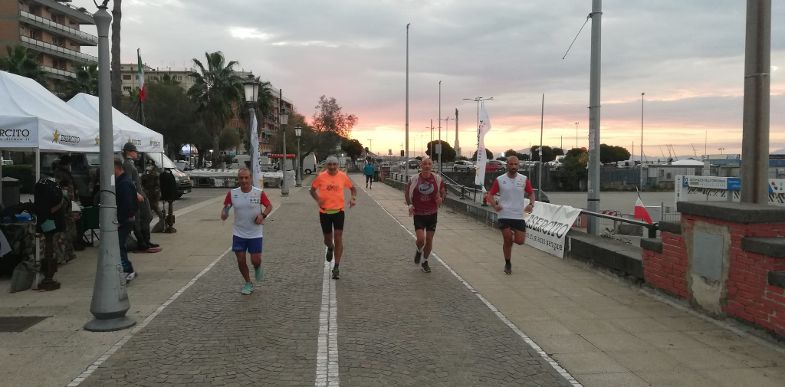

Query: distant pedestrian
363 160 376 189
484 156 535 274
405 157 445 273
114 158 138 282
310 156 357 280
221 168 273 295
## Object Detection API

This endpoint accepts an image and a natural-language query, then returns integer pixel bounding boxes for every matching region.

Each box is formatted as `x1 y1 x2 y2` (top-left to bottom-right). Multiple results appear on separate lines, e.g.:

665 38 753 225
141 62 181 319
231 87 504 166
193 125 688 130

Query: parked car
174 160 193 171
453 160 475 172
485 160 506 172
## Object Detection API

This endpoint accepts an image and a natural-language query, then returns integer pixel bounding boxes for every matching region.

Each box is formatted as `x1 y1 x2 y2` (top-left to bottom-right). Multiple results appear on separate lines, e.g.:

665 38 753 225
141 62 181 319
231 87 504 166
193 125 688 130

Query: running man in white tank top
220 168 273 295
484 156 536 274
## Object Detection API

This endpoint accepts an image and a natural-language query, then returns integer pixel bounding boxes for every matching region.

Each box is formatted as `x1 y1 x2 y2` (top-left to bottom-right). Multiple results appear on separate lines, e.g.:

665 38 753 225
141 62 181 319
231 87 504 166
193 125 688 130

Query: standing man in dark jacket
122 142 159 252
115 158 138 281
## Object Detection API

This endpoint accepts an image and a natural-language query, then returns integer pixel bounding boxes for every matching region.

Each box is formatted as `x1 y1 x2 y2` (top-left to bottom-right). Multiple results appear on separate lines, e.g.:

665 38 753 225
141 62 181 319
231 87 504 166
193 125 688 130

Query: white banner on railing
525 202 582 258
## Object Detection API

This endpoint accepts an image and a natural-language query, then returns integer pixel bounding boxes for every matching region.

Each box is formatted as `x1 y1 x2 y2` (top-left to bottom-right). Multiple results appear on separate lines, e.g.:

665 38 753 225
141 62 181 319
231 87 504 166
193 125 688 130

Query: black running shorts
413 213 438 232
319 211 345 234
497 218 526 232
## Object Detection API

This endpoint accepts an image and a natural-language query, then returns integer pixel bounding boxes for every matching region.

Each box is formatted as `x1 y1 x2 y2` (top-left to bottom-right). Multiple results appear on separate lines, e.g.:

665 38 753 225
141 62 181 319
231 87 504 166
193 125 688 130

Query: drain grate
0 316 48 332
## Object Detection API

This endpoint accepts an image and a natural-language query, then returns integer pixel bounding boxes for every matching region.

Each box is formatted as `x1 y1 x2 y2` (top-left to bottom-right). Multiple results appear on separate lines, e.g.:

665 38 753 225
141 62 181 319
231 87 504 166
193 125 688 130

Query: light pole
575 121 579 149
367 138 373 156
84 1 135 332
405 23 410 182
242 74 260 182
295 126 302 187
640 92 645 191
438 80 442 174
279 89 289 197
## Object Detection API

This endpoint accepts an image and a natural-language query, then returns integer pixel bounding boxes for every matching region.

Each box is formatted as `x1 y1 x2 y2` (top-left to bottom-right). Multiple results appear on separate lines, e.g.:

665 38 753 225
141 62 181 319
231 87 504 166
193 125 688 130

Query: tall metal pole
296 132 302 187
640 92 645 190
280 88 289 197
587 0 602 235
539 94 544 193
740 0 770 204
575 121 578 149
438 80 442 174
454 108 460 157
405 23 410 180
85 2 135 332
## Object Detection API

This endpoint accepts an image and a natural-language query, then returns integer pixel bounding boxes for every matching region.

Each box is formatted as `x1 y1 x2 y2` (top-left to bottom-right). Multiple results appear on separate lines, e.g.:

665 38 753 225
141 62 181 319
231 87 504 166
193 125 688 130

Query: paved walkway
1 174 784 386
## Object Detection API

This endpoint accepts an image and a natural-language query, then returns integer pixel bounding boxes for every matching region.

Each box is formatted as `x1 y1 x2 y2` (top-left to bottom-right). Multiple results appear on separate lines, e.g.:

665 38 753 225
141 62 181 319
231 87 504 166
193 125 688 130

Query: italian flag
137 48 145 102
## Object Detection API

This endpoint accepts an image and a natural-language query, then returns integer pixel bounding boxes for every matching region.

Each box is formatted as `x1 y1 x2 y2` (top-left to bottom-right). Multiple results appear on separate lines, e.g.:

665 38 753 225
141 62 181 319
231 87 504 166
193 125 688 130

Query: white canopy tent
67 93 164 153
0 70 100 154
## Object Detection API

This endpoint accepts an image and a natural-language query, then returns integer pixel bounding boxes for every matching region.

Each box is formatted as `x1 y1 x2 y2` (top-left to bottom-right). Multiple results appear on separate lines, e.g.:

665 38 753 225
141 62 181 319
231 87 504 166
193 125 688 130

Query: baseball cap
122 142 138 152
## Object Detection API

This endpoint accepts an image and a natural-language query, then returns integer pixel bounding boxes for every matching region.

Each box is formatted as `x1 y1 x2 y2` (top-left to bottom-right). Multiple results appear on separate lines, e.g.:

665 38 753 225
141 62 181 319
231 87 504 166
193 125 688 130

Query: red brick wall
657 214 785 337
642 231 689 299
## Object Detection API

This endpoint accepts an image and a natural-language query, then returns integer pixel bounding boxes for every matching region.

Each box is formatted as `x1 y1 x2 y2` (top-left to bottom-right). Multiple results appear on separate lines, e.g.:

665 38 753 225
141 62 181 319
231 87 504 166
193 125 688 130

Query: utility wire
562 14 591 60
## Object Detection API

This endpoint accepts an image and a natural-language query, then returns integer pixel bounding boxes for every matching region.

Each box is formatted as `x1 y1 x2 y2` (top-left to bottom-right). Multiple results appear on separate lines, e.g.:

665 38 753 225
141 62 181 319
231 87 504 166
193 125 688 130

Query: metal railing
579 209 658 238
20 11 98 44
20 35 98 63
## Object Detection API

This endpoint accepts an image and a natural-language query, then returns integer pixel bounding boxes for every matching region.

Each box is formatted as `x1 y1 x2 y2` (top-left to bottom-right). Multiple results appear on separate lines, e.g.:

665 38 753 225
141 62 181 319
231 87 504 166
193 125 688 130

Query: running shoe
125 272 137 281
421 261 431 273
254 266 264 282
504 260 512 275
241 282 254 295
332 267 340 280
325 246 334 262
414 250 422 264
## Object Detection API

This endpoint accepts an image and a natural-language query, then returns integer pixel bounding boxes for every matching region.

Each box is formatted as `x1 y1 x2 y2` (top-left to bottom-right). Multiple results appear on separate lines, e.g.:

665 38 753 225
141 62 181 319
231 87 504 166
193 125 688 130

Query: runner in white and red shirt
484 156 536 274
404 157 446 273
220 168 273 295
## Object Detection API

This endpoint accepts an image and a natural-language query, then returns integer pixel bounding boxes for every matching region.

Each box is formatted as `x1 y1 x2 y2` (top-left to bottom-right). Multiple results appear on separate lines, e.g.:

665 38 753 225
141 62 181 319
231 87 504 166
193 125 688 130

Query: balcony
20 11 98 46
29 0 94 25
40 65 76 80
20 35 97 65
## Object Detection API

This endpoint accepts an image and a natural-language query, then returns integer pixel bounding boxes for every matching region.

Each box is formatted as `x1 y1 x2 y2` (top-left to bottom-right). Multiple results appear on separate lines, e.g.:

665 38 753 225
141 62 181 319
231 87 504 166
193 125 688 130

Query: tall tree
62 64 98 99
310 95 357 160
600 144 631 164
471 149 494 161
0 45 44 84
341 138 364 161
187 51 242 167
144 80 200 156
110 0 122 109
425 140 456 162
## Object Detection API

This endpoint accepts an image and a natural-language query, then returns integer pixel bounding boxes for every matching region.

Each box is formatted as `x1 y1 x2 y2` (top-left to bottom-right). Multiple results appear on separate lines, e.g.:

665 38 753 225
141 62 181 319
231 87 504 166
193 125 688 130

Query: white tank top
496 173 527 220
228 187 265 238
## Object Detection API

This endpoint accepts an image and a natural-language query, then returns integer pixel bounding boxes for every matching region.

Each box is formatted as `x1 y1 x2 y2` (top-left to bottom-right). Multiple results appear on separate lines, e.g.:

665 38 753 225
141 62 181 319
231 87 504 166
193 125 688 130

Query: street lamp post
84 1 135 332
242 74 260 181
295 126 302 187
640 92 645 191
438 80 442 174
279 89 289 197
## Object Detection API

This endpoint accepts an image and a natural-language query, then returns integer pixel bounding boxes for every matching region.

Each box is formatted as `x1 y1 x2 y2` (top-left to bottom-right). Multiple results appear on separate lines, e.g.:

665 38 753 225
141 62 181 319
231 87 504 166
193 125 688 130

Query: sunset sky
71 0 785 159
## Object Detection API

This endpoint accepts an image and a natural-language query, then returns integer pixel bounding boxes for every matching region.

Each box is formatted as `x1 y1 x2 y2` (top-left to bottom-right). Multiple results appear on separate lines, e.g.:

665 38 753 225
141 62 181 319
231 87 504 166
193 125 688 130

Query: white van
231 154 250 169
301 153 317 175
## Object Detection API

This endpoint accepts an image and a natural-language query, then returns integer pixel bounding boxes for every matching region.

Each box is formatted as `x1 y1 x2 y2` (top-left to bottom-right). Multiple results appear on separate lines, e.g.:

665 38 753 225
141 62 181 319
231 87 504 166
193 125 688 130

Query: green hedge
3 165 35 193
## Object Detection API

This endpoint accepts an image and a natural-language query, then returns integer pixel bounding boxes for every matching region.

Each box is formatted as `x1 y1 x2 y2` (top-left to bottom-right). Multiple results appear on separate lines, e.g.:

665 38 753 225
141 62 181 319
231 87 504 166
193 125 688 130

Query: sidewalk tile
577 371 650 387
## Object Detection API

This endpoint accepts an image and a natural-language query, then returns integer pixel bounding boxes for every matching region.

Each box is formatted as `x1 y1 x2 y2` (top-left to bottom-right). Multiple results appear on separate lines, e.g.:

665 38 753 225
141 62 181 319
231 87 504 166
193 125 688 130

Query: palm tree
0 45 45 84
187 51 242 166
62 64 98 99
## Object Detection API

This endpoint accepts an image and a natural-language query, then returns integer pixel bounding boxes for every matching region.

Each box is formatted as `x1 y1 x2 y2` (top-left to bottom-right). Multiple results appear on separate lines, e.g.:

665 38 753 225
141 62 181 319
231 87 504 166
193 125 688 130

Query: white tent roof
67 93 164 153
0 70 99 152
670 158 705 166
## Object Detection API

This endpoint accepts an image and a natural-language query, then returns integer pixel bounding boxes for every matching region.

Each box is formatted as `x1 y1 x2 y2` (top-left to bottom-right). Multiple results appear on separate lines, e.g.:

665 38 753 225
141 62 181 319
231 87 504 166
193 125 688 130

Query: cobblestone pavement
80 179 571 386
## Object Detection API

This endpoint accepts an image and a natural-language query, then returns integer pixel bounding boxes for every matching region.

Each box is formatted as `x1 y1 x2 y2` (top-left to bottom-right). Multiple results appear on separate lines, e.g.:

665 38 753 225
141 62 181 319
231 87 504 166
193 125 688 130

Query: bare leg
415 229 425 251
501 228 513 260
423 230 435 259
513 230 525 245
333 230 344 265
235 251 250 283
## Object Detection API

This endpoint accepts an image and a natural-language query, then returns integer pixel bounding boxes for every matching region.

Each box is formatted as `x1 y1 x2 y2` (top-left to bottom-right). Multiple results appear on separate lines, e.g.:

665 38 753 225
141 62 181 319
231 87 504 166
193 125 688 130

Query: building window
123 86 132 92
122 74 131 80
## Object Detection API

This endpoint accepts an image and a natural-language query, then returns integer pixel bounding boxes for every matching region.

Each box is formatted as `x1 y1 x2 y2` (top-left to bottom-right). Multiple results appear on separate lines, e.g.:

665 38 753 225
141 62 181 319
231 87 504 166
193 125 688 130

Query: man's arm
349 186 357 207
309 187 321 204
525 179 535 212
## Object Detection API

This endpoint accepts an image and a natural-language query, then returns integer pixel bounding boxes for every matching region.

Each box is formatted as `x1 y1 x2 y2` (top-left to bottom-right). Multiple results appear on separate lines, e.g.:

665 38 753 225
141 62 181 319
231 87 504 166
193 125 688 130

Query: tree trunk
110 0 122 109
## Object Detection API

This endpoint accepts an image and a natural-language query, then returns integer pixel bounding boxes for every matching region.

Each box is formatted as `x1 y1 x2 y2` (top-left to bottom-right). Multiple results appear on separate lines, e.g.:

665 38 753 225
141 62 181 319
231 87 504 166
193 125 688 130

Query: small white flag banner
525 202 582 258
474 102 492 187
250 114 264 189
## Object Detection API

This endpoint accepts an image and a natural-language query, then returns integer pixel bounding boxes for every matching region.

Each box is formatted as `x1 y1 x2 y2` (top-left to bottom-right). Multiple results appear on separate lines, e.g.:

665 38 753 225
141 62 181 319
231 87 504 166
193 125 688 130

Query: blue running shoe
241 282 254 295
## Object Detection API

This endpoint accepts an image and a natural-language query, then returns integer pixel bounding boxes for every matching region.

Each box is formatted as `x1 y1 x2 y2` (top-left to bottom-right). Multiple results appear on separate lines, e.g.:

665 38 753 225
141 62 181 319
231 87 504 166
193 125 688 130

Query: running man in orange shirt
310 156 357 279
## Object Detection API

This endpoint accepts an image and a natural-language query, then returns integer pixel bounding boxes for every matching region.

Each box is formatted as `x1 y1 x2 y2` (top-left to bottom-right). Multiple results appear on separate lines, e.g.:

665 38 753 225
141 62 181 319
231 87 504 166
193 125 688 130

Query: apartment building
0 0 97 87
